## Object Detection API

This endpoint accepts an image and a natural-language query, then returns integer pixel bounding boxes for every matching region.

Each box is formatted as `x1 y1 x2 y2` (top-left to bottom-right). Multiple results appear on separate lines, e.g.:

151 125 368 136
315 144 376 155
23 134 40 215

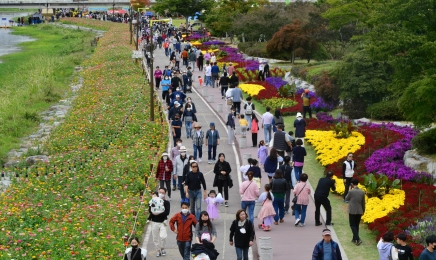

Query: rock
25 155 49 165
4 160 20 168
403 150 415 161
404 158 425 170
53 121 61 127
354 118 371 125
427 162 436 176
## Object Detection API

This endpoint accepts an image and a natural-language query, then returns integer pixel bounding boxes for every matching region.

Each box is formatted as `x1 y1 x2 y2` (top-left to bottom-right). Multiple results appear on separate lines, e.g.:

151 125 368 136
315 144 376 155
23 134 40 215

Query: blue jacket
161 79 171 91
227 113 235 128
264 156 278 173
312 240 342 260
205 129 220 146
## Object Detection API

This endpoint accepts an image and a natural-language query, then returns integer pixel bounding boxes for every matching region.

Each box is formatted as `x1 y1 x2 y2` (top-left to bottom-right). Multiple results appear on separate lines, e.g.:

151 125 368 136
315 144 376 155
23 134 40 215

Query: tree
314 71 340 106
153 0 215 27
130 0 151 10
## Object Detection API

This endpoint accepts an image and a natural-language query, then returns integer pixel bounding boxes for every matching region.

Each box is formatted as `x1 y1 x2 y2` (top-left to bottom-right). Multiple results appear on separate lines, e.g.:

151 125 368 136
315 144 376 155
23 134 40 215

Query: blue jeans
273 197 285 222
188 189 202 220
294 166 303 181
263 124 271 143
164 48 169 56
177 240 191 260
193 144 202 160
241 201 255 224
295 204 308 224
205 76 212 87
235 246 249 260
208 145 217 160
172 174 177 187
185 121 192 138
178 176 185 200
246 115 252 129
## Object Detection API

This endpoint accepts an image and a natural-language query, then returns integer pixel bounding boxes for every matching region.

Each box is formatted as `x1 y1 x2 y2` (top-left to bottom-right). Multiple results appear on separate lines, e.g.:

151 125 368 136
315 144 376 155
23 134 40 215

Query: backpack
245 103 253 115
149 197 165 215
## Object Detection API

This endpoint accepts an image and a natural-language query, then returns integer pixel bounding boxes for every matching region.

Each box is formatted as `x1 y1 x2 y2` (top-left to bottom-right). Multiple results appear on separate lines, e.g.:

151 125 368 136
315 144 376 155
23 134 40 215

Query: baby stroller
191 240 219 260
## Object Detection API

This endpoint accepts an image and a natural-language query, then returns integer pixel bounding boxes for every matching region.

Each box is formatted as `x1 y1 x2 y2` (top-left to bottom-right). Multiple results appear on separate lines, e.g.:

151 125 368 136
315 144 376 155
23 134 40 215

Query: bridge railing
0 0 131 3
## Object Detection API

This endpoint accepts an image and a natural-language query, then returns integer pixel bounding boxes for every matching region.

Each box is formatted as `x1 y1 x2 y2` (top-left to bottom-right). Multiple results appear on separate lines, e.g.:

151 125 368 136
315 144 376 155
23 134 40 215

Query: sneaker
279 219 284 223
172 187 176 191
198 158 202 163
208 160 213 164
161 249 166 256
167 196 171 201
298 223 304 227
295 218 300 226
225 202 229 207
355 240 362 246
344 200 349 203
315 222 323 226
156 251 161 257
285 211 289 215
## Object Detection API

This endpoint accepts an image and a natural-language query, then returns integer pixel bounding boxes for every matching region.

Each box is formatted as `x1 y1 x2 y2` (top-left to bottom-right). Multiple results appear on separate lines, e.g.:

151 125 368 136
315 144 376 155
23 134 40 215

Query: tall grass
0 24 95 163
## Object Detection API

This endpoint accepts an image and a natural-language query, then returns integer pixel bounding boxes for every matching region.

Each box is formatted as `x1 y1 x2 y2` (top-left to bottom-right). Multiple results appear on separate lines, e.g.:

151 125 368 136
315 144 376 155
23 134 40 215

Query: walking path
141 45 348 259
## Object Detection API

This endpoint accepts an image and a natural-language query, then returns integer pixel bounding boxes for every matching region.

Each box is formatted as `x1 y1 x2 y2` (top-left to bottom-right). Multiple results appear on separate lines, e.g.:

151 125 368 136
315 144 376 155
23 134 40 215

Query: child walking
257 140 268 167
204 190 224 221
257 184 275 231
251 114 259 147
239 114 248 137
198 76 203 88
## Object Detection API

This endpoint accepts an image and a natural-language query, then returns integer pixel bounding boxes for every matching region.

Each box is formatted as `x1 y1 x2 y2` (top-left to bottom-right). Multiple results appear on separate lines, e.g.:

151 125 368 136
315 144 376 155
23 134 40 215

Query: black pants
217 179 229 200
349 214 362 241
162 90 169 105
159 180 171 198
314 195 332 224
258 71 264 81
155 77 161 89
233 102 241 116
343 177 352 199
252 133 257 147
221 85 228 97
303 106 312 118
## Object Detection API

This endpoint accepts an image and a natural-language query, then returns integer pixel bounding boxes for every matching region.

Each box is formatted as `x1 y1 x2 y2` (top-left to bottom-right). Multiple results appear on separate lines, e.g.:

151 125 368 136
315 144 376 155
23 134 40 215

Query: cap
322 230 331 236
210 122 215 127
189 160 197 164
162 152 169 157
176 94 180 97
193 122 202 128
174 101 180 106
296 112 302 118
179 146 186 152
304 89 309 93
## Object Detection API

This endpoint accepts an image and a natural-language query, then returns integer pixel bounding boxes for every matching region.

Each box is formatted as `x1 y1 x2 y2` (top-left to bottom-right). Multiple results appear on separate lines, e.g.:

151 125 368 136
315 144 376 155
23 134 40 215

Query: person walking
205 63 212 87
169 202 198 260
395 233 414 260
227 108 236 145
123 237 147 260
377 231 399 260
229 210 255 260
156 153 173 199
219 72 230 99
264 148 282 181
211 62 220 87
314 171 336 226
258 62 265 81
312 229 343 260
294 112 307 145
419 235 436 260
251 114 259 147
272 109 284 133
213 153 232 207
227 62 235 76
257 140 268 167
184 161 207 220
346 178 365 246
189 50 197 71
197 52 204 71
174 146 189 201
154 66 162 89
205 122 220 164
195 211 217 243
261 107 274 145
272 124 293 158
243 97 255 130
182 104 197 138
230 71 239 88
161 75 171 105
204 190 224 221
192 122 204 162
279 156 293 214
230 84 243 117
343 152 356 202
149 188 171 257
171 139 183 191
270 169 287 225
240 171 260 224
292 139 306 182
171 113 183 147
293 173 310 227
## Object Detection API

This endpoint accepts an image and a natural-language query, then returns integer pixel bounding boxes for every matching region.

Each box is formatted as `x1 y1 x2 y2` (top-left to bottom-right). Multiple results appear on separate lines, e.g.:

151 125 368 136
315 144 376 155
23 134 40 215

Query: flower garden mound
0 19 167 259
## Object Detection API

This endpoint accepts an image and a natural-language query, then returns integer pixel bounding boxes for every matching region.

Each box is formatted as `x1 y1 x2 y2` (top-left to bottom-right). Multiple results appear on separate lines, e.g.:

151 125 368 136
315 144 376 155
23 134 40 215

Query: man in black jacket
149 187 171 257
279 156 293 214
314 171 336 226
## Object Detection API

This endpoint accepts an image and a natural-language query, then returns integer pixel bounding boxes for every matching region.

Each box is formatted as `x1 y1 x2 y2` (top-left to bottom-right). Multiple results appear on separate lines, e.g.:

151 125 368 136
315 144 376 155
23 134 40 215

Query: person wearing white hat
156 152 173 199
174 146 189 201
294 112 306 146
312 229 343 260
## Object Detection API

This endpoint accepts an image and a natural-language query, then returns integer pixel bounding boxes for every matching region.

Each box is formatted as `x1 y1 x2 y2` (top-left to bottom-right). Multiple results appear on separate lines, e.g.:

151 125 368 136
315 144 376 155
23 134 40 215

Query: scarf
238 219 246 227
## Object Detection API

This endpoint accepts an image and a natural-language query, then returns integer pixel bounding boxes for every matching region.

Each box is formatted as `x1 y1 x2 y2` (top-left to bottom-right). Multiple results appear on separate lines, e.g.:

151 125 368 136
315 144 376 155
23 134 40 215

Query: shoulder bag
292 183 307 204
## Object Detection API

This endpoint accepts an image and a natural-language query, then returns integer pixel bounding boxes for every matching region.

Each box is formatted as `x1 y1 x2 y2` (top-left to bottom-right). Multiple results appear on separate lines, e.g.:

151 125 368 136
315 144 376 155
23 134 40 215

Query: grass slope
0 24 95 164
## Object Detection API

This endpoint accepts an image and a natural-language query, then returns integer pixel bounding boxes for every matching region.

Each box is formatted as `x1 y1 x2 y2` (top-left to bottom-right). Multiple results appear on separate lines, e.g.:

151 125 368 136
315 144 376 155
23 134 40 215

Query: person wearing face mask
149 188 171 257
156 153 173 199
170 202 198 260
174 146 189 201
192 123 204 162
419 235 436 260
182 104 197 139
171 139 183 191
124 237 147 260
161 76 171 106
185 97 197 113
171 114 183 147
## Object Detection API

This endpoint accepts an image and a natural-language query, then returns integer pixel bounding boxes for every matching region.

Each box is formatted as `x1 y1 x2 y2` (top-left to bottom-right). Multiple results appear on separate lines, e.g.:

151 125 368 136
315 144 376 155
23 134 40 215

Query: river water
0 12 35 62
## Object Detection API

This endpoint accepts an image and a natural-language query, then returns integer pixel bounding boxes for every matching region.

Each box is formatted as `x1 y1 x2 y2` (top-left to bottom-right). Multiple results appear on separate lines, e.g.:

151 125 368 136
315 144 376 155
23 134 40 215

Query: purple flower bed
202 40 225 45
266 77 288 89
310 98 335 112
296 88 316 98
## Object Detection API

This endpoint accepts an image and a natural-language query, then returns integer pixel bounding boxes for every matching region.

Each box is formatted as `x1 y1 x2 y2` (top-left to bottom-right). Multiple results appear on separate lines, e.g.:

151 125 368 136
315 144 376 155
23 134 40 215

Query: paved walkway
141 45 348 260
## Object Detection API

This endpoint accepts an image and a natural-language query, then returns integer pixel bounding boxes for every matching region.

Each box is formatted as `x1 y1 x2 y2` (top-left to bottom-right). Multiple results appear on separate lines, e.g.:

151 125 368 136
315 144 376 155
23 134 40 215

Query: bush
245 42 268 57
238 42 254 52
343 98 367 119
412 128 436 155
366 99 405 120
314 72 340 106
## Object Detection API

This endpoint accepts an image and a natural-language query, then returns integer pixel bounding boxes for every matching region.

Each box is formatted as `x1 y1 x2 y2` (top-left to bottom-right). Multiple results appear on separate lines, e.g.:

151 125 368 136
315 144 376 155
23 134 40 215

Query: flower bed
259 98 297 111
0 19 166 259
266 77 288 89
239 83 265 96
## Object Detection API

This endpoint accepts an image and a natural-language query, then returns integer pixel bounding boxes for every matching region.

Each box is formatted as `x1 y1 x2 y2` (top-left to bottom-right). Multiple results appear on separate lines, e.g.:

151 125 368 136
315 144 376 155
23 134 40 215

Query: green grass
0 24 95 164
0 8 38 12
244 93 379 259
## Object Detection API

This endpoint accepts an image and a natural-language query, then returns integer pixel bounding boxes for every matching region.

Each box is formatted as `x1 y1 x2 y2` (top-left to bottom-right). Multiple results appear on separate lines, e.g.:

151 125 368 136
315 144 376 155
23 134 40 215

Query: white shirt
205 65 212 76
211 55 216 63
259 64 264 71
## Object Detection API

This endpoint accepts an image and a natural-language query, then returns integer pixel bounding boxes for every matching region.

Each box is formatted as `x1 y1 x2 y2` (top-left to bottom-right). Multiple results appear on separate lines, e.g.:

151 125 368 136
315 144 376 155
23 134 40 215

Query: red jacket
156 160 173 181
170 212 197 242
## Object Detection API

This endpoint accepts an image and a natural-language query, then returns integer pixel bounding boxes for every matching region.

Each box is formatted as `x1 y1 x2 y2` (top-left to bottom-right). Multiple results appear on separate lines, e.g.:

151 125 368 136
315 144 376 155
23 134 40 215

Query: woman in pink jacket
239 171 260 224
293 173 310 227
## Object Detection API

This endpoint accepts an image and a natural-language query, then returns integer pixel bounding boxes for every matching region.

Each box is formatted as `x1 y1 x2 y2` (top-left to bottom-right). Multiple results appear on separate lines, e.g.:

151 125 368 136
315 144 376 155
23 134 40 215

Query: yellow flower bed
190 41 202 46
305 130 365 166
239 83 265 96
331 176 405 223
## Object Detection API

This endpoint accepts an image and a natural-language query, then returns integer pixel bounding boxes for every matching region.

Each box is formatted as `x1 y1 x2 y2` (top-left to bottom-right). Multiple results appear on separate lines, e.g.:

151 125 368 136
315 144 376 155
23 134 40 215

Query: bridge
0 0 314 9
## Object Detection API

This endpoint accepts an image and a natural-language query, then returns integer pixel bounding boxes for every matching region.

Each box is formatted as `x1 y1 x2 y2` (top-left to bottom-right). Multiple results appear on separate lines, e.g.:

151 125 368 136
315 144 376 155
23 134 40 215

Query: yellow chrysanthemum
305 130 365 166
239 84 265 96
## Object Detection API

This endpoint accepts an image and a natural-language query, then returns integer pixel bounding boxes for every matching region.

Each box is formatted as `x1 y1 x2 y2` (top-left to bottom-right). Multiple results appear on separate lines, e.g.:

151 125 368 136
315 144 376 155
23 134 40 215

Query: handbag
226 98 233 106
292 183 307 204
228 174 233 188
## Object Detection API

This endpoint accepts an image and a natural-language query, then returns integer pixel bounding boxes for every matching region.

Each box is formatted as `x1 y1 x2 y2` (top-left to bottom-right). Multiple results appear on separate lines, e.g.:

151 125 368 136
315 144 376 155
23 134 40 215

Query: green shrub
412 128 436 155
245 42 267 57
366 99 405 120
238 42 254 52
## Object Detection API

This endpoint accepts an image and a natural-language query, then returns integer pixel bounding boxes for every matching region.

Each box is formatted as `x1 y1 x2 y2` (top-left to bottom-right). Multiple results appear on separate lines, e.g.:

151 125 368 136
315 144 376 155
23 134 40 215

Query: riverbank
0 24 96 164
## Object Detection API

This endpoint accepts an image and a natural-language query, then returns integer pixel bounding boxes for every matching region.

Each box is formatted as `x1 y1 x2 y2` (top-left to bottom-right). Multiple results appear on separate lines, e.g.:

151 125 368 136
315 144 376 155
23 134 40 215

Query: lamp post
112 0 115 21
129 7 133 44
